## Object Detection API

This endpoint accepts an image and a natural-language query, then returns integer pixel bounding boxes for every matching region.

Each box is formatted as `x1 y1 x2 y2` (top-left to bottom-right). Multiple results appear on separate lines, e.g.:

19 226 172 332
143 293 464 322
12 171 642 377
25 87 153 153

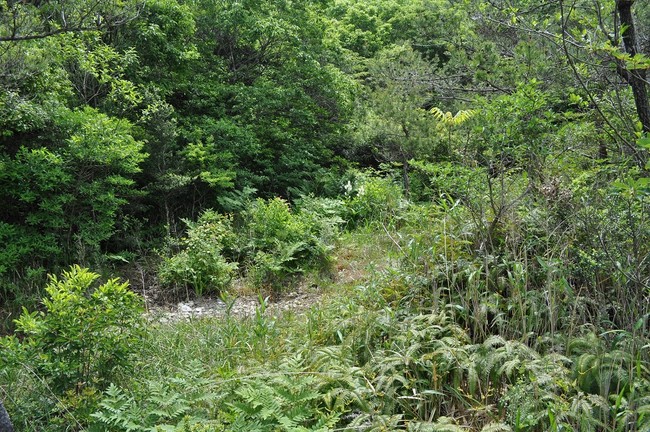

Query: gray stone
0 400 14 432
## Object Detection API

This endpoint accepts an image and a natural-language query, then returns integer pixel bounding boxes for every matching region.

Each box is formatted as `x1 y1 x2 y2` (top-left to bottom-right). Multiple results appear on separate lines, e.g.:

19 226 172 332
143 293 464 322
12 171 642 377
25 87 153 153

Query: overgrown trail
148 286 324 322
148 231 395 322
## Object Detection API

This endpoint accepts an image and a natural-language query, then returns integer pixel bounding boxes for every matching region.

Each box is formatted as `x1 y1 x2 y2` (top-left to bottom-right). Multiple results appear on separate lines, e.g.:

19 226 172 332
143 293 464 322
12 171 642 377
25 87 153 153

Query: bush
159 211 238 296
160 199 340 295
0 107 146 273
0 266 144 429
342 171 405 228
240 198 336 291
295 194 346 244
409 160 485 202
5 266 144 392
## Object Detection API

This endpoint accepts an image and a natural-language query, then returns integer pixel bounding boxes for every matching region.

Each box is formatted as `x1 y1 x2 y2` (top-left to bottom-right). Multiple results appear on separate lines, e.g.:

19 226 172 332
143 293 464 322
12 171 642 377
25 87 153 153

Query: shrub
240 198 336 291
409 160 485 202
159 198 340 296
1 107 147 273
343 171 405 228
159 210 238 296
5 266 144 394
294 195 346 245
0 266 144 429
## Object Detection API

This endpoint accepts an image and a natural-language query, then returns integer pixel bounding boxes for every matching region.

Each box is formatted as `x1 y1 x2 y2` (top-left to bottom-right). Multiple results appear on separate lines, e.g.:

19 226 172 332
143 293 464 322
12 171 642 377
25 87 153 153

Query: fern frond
567 333 602 356
498 359 521 379
483 335 507 348
429 107 476 127
429 416 465 432
453 109 475 124
312 411 341 430
91 383 143 430
429 107 447 122
480 422 513 432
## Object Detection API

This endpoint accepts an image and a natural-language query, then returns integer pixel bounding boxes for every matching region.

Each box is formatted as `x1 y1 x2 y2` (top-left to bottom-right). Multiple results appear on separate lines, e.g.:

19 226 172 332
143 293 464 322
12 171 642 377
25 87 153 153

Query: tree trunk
402 157 410 199
400 123 411 199
617 0 650 133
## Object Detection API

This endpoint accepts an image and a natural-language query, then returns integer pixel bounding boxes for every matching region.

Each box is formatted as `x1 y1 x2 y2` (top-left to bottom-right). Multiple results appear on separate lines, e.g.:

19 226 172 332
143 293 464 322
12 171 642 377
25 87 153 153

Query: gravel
147 287 323 323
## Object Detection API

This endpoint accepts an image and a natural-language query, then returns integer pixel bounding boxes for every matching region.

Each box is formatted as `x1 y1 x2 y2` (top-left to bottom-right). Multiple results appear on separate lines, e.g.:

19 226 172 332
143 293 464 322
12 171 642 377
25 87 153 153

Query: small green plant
409 160 484 202
5 266 144 394
343 171 405 228
160 199 339 295
568 333 633 398
159 210 238 296
241 197 336 292
295 195 346 245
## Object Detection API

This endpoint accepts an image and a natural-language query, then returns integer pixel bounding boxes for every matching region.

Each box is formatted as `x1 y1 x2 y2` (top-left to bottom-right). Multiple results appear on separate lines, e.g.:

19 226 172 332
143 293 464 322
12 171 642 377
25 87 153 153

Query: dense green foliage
160 197 341 294
1 266 143 428
1 0 650 430
159 210 238 296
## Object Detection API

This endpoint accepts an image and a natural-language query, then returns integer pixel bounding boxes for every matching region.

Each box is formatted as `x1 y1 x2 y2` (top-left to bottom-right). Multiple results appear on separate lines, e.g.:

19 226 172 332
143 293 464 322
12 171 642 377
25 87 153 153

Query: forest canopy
1 0 648 277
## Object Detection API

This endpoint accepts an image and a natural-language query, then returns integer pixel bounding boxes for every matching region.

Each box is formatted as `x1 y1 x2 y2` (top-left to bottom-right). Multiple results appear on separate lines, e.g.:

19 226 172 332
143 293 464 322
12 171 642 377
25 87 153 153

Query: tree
359 44 438 197
476 0 649 163
0 105 146 276
160 0 356 200
0 0 141 42
615 0 650 133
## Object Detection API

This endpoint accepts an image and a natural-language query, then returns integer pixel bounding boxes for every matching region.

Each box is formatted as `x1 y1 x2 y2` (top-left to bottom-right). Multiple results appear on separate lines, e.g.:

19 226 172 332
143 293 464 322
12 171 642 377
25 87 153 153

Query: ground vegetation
1 0 649 430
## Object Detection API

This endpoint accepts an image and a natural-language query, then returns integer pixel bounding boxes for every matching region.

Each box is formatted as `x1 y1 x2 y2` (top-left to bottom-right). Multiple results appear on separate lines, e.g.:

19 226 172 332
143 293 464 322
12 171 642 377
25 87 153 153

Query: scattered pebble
147 286 323 323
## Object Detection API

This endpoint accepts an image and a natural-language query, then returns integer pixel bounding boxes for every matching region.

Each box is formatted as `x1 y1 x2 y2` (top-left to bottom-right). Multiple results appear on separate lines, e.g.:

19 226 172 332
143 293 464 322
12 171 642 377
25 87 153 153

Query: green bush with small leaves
159 210 238 296
0 266 144 430
409 160 486 202
160 198 340 295
4 266 144 393
343 171 405 228
240 197 337 291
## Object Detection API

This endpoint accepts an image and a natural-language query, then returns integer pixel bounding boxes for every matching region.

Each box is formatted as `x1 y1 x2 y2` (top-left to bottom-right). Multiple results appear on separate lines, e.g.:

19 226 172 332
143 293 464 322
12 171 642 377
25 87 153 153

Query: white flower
343 180 353 195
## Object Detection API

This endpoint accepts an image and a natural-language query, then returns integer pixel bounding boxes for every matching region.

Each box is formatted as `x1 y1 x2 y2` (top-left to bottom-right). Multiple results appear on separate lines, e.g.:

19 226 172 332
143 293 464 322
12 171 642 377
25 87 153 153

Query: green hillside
1 0 649 430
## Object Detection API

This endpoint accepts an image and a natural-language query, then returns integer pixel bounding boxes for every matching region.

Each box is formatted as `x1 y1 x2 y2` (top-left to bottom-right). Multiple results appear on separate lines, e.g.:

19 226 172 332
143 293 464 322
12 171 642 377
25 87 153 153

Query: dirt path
144 235 387 323
147 286 324 323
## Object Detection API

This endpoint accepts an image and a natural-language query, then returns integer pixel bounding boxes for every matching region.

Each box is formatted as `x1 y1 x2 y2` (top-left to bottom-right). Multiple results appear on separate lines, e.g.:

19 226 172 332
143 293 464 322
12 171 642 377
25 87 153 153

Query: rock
0 400 14 432
147 286 322 323
178 302 194 313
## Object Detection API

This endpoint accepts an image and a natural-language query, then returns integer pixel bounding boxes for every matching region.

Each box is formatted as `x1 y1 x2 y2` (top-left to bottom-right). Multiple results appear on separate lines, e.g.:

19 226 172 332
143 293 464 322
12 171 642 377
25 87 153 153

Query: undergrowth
1 171 649 431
